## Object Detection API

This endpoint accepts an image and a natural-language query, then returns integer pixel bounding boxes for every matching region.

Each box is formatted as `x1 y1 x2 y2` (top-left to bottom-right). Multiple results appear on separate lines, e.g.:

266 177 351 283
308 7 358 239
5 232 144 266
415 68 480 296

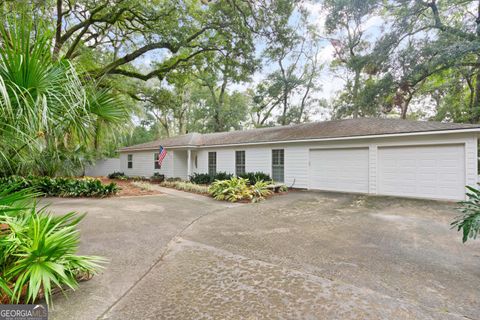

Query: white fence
85 158 120 177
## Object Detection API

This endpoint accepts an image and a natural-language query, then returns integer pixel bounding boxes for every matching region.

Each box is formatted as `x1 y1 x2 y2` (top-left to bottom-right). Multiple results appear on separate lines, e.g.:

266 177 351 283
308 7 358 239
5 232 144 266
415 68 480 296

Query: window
127 154 133 169
235 151 246 176
208 152 217 176
272 149 284 182
154 153 161 169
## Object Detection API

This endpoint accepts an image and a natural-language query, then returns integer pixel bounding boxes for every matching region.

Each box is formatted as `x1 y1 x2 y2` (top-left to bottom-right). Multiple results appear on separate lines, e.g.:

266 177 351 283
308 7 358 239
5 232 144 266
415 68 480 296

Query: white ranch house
90 118 480 201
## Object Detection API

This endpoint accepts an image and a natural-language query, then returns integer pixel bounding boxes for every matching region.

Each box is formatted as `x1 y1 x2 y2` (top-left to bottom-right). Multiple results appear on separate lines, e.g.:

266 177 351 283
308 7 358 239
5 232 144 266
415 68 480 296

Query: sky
132 0 386 121
231 1 385 120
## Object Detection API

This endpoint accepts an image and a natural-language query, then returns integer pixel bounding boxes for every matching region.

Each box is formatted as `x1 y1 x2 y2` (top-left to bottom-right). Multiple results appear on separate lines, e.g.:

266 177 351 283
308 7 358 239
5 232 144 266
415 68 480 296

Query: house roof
119 118 480 152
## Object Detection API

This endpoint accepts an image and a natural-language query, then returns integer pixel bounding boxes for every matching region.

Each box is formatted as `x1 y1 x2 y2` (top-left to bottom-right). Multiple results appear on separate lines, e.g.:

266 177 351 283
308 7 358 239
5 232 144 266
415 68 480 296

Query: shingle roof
119 118 480 151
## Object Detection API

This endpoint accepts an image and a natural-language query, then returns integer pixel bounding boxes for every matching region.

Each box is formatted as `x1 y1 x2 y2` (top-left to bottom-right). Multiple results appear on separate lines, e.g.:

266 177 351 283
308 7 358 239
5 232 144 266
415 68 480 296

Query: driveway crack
96 205 230 320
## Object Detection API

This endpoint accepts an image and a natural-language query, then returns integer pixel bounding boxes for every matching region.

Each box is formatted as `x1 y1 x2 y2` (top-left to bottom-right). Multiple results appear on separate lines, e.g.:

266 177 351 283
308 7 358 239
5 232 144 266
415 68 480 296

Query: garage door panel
309 148 369 193
378 145 465 200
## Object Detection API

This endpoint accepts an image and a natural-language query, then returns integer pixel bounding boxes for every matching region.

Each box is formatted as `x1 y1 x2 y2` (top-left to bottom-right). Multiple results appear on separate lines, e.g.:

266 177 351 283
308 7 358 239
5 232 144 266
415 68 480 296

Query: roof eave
118 127 480 152
118 144 199 152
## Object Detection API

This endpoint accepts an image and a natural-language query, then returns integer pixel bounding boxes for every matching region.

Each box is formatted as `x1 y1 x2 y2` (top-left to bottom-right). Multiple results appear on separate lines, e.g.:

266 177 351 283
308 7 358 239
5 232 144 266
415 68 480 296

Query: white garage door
309 148 369 193
378 144 465 200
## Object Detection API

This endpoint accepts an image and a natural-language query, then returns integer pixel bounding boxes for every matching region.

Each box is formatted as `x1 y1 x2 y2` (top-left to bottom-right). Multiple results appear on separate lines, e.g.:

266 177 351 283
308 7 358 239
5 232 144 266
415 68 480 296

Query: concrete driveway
46 189 480 320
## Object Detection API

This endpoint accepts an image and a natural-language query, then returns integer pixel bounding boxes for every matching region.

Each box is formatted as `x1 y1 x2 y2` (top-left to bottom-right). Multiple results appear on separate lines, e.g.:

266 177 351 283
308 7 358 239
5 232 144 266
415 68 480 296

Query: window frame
154 153 161 169
127 154 133 169
208 152 217 176
235 150 246 176
271 149 284 182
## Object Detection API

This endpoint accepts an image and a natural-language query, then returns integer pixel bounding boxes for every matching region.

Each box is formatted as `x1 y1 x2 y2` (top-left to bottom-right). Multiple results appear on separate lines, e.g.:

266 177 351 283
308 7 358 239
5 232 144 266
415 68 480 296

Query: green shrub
166 177 182 182
150 173 165 183
126 176 148 181
0 176 118 198
208 177 273 203
238 172 272 185
189 173 211 184
452 186 480 242
107 172 126 179
190 172 234 184
160 181 209 194
213 172 233 181
0 185 105 305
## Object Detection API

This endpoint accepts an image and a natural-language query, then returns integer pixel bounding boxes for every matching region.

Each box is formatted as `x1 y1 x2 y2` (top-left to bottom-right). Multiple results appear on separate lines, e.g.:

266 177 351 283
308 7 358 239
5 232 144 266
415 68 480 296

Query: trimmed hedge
189 173 211 184
189 172 233 184
190 171 272 185
0 176 118 197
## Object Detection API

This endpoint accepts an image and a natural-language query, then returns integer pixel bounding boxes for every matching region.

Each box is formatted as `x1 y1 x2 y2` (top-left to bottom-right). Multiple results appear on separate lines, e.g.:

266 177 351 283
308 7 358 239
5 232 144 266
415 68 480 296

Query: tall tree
363 0 480 121
323 0 380 119
251 1 321 127
3 0 266 84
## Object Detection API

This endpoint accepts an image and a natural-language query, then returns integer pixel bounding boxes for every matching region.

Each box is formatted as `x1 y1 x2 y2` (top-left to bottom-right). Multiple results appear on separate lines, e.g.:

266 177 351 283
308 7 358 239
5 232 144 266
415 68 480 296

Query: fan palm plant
0 14 131 177
0 15 87 176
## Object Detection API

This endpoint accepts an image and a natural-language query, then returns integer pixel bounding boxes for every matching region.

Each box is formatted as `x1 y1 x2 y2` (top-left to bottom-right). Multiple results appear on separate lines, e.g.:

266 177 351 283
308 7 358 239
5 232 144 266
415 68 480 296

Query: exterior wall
190 132 479 196
217 149 235 173
118 132 478 200
193 150 208 174
120 150 174 178
173 150 189 180
85 158 120 176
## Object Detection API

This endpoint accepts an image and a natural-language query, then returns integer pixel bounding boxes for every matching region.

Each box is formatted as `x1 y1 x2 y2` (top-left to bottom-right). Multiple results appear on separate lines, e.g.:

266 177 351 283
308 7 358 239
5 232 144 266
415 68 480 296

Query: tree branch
419 0 476 40
102 47 218 80
94 26 213 78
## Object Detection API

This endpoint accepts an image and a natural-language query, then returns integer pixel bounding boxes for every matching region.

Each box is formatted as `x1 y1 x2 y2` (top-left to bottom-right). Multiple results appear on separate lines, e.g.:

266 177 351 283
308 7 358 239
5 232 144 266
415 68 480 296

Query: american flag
157 146 167 167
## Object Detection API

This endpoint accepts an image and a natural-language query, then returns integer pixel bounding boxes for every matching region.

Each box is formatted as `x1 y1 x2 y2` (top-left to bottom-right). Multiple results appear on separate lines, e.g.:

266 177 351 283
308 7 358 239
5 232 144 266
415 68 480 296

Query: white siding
173 150 189 180
465 136 478 188
217 149 235 173
85 158 120 177
193 150 208 174
120 150 174 178
285 145 309 187
246 147 270 174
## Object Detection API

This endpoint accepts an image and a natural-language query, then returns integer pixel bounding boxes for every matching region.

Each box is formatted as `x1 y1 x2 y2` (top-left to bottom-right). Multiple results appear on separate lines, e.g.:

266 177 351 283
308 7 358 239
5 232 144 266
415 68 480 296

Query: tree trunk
472 58 480 123
472 1 480 122
352 69 361 118
281 91 288 125
53 0 63 58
